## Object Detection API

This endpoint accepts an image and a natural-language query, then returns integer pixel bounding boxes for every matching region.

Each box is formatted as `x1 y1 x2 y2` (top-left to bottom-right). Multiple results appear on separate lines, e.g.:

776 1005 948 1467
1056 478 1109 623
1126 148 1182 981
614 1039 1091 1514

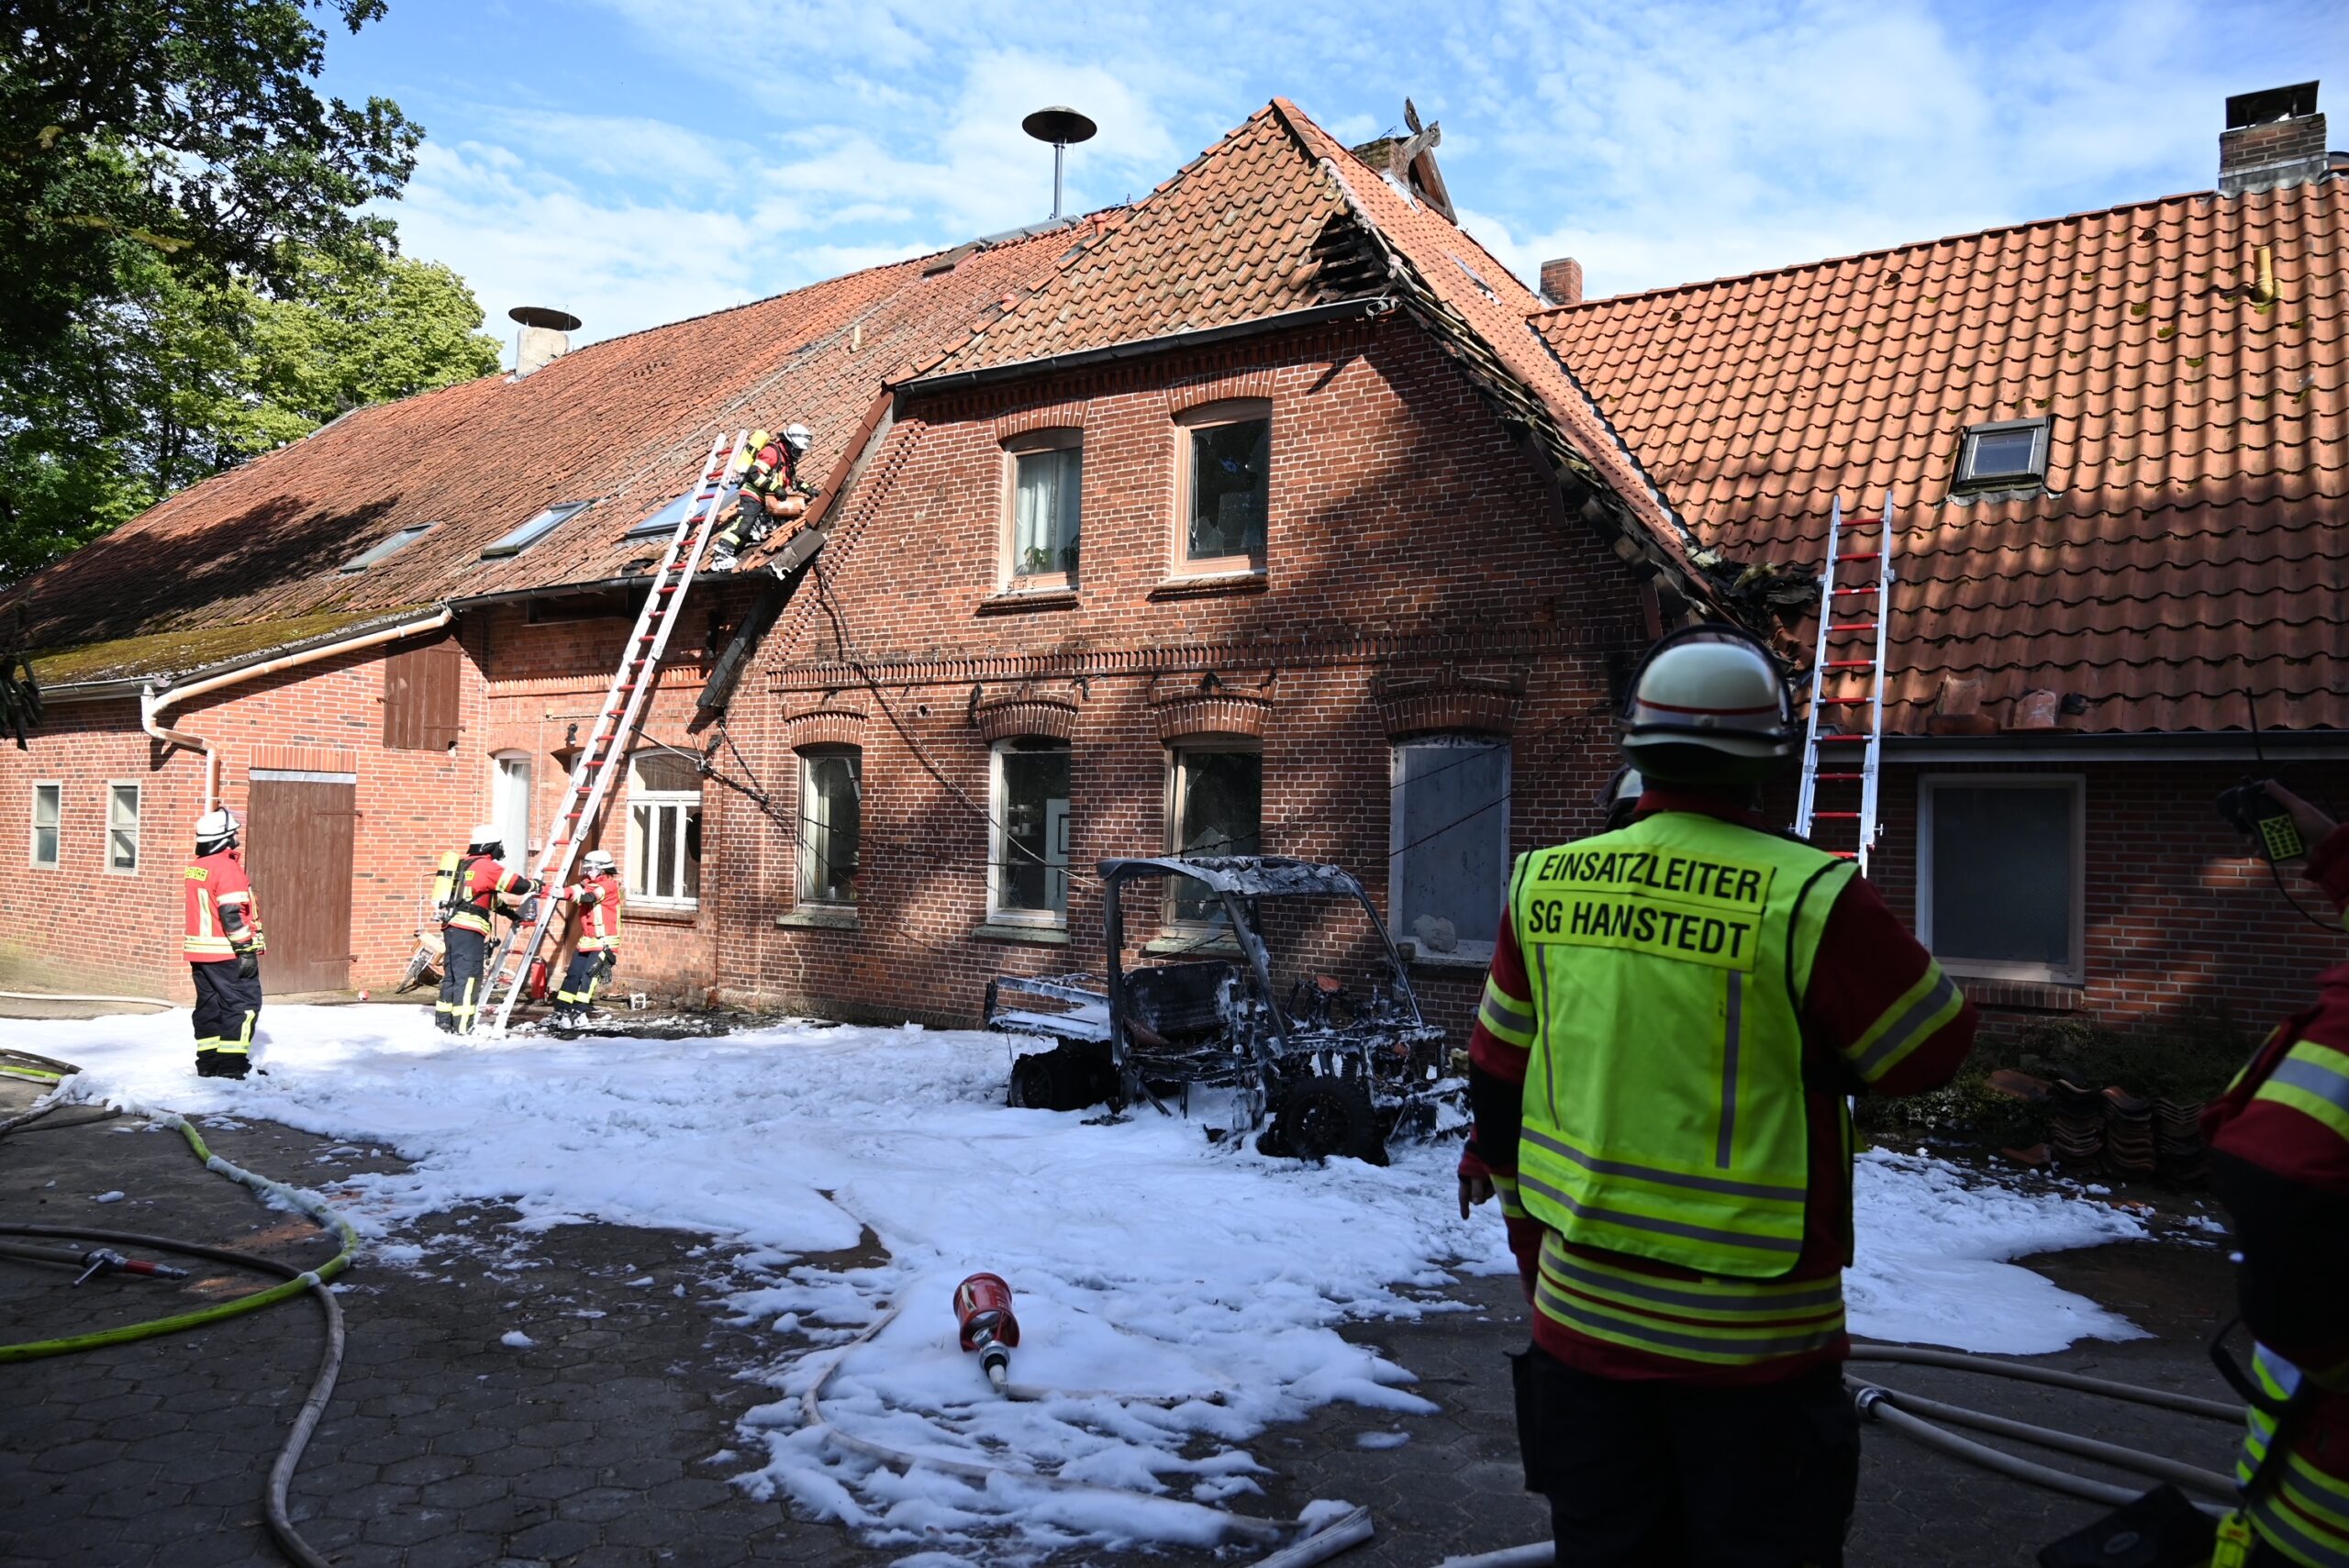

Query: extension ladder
1792 492 1896 874
473 429 751 1037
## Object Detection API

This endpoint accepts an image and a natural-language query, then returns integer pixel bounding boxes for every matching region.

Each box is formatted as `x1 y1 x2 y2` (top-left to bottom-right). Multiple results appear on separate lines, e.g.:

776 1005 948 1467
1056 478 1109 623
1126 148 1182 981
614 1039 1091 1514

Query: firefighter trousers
438 927 486 1033
1511 1347 1860 1568
190 962 260 1077
555 950 613 1013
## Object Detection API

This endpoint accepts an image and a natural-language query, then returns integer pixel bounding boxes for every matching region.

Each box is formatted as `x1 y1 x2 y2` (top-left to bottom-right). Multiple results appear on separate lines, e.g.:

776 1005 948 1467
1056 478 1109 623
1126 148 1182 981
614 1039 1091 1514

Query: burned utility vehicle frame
983 856 1461 1163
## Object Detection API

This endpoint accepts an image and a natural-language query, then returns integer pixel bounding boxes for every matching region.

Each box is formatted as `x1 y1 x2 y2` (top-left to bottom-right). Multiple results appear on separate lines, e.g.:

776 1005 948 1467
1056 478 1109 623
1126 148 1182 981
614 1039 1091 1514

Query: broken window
106 782 140 873
1954 418 2050 493
1391 738 1509 962
628 751 703 908
482 499 594 559
1007 434 1081 585
992 740 1071 922
1919 775 2083 983
1165 743 1262 924
1179 402 1271 569
799 749 862 906
29 782 60 870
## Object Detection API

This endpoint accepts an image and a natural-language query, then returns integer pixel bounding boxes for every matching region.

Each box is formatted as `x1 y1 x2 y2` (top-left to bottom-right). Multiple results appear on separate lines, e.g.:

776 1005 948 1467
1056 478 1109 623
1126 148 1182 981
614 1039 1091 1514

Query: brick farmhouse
1 91 2341 1047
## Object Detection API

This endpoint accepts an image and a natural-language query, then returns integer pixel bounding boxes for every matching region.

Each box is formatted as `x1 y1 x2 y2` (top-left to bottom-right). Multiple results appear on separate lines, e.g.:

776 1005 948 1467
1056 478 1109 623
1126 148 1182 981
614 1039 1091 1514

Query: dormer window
340 522 434 573
483 500 594 560
1954 418 2050 494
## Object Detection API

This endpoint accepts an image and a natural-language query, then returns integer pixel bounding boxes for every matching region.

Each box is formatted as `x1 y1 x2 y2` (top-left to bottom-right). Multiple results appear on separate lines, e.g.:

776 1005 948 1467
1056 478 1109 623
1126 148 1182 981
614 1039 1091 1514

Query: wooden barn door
244 770 357 995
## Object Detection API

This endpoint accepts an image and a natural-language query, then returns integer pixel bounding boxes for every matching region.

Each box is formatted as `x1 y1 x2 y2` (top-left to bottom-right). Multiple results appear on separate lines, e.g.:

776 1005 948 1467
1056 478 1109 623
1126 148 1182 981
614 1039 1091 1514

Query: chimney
1539 257 1585 308
509 306 582 378
2220 83 2329 195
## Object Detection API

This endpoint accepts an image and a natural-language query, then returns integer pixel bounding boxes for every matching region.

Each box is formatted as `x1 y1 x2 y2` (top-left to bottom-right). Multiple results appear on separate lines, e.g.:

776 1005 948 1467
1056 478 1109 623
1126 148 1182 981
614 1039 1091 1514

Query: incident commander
1459 624 1977 1567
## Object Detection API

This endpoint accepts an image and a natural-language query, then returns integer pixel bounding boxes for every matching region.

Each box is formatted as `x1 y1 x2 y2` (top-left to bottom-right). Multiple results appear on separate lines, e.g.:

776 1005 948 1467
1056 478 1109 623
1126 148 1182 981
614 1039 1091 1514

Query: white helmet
469 823 505 851
781 423 813 452
581 850 617 876
1620 625 1794 788
195 807 241 851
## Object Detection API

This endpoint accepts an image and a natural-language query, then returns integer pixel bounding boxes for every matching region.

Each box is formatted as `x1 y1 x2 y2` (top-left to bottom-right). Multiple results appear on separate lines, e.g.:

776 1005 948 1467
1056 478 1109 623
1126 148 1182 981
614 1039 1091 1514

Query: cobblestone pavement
0 1067 2241 1568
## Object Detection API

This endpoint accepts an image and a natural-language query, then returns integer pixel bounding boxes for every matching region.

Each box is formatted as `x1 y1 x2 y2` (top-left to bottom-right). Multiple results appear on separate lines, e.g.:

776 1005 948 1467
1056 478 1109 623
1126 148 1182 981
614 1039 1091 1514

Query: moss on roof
30 608 427 688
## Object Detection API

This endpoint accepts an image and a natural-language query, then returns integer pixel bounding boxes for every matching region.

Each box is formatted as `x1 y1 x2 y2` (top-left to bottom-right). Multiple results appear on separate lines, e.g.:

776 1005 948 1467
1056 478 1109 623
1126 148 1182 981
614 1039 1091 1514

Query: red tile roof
1537 179 2349 734
6 228 1083 671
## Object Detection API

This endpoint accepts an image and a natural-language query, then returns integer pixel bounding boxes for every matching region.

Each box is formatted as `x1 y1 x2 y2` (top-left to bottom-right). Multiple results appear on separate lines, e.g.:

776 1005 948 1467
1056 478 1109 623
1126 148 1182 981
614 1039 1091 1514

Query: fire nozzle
953 1272 1019 1394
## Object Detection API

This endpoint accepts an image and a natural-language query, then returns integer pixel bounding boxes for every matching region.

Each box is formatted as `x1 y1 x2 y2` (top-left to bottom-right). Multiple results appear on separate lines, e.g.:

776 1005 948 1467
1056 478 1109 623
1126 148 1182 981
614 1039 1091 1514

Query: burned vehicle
981 856 1462 1162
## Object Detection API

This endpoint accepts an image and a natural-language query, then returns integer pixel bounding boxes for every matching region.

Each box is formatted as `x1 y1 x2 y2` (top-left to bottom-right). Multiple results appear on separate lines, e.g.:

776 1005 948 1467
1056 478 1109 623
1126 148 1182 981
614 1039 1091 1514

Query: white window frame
1172 400 1272 577
989 740 1072 927
797 748 863 907
105 780 141 874
1000 430 1082 592
1916 773 2087 985
29 781 61 870
1163 738 1264 929
626 751 703 911
489 751 534 860
1388 737 1511 964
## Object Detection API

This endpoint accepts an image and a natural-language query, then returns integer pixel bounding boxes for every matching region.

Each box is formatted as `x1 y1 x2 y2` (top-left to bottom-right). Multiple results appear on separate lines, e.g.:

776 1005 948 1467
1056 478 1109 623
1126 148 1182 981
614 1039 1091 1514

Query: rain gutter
140 607 453 810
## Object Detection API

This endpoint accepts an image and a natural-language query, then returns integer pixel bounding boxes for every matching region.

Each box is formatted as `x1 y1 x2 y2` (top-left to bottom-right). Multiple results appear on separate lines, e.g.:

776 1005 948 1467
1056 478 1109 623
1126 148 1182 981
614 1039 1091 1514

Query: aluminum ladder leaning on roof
1791 490 1896 874
471 428 750 1039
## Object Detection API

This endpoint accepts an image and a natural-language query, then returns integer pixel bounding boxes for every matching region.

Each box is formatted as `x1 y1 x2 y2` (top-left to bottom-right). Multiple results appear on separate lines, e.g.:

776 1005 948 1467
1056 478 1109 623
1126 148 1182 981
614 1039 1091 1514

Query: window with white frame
1176 401 1270 573
1918 775 2084 984
1165 741 1262 924
490 752 533 859
29 783 60 869
1005 432 1081 587
106 782 140 873
1391 738 1510 962
628 751 703 908
798 748 862 906
991 740 1071 923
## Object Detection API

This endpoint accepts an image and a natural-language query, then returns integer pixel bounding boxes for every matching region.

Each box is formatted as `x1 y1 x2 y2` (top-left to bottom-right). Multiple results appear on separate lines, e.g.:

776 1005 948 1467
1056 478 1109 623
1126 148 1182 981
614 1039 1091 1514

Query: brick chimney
2220 83 2329 195
1539 257 1584 307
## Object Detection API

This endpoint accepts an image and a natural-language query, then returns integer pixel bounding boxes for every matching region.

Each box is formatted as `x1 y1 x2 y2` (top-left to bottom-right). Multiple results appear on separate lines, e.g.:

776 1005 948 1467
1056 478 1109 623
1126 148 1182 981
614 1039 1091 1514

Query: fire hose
0 1108 360 1568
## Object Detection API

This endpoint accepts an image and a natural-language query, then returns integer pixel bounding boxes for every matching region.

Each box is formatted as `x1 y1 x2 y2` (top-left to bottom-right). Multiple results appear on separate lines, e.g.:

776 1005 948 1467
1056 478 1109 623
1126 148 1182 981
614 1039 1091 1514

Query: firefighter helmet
194 807 241 853
468 823 505 854
781 423 813 453
581 850 617 876
1619 624 1794 789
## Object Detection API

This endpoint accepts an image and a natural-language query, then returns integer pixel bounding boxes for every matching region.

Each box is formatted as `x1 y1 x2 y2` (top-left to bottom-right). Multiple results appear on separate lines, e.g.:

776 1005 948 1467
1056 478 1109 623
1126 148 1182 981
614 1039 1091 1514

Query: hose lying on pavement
0 1110 361 1568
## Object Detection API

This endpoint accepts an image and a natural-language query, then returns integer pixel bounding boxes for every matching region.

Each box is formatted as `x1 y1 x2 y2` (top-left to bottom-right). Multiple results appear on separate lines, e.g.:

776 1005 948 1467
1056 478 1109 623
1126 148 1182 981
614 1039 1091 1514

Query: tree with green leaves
0 0 451 579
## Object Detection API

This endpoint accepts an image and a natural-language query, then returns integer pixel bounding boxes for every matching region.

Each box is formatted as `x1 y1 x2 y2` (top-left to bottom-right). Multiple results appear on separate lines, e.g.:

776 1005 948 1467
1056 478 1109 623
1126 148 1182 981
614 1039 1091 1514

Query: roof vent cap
509 306 583 378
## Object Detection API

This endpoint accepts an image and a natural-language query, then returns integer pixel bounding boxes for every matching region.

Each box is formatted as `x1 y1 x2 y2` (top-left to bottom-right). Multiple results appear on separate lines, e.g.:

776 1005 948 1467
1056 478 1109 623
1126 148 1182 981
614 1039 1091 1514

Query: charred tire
1265 1074 1386 1165
1008 1043 1114 1112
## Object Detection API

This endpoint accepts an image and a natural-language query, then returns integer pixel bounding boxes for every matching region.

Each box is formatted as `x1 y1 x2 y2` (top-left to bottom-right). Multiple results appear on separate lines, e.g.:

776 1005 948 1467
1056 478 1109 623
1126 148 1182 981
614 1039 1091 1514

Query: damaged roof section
1538 178 2349 734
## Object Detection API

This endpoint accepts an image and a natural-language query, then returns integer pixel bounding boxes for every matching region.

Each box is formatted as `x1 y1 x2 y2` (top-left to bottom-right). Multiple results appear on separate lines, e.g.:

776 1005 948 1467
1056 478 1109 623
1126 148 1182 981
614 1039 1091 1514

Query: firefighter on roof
708 423 816 572
551 848 623 1029
1457 624 1976 1567
2204 783 2349 1568
435 825 539 1034
184 808 265 1078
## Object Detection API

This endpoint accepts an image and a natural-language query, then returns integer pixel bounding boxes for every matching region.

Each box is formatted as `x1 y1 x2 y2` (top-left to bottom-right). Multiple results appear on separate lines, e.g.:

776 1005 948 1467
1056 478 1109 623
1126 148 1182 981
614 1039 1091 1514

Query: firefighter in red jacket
708 423 815 572
550 849 623 1030
1458 627 1977 1567
2204 783 2349 1568
436 824 539 1034
184 808 265 1078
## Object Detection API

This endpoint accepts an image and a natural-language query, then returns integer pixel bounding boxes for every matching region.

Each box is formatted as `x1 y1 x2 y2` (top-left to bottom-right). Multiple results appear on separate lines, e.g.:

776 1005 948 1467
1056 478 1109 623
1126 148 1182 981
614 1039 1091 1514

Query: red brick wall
725 317 1648 1038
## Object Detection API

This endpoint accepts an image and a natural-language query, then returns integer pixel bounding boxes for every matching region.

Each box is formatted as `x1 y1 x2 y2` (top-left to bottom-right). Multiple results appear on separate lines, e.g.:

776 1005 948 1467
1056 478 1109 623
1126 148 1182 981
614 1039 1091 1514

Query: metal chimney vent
1021 106 1097 223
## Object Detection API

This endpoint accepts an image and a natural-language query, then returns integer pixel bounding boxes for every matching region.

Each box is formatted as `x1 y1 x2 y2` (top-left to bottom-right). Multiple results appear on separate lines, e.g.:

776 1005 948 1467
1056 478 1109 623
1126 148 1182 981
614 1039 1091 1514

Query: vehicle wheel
1269 1075 1386 1165
1008 1052 1059 1108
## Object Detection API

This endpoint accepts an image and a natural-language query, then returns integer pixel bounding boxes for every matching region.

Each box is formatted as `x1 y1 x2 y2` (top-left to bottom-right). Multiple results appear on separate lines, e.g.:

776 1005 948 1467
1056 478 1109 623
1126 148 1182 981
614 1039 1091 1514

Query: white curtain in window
1012 449 1079 576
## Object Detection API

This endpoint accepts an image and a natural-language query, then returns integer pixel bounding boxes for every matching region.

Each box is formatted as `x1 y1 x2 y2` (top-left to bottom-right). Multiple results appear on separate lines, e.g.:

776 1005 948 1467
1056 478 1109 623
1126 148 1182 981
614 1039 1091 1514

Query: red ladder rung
1816 735 1869 744
1836 551 1881 562
1815 696 1870 705
1813 811 1862 819
1831 585 1877 595
1815 772 1865 781
1828 623 1879 634
1823 660 1873 669
1828 851 1859 861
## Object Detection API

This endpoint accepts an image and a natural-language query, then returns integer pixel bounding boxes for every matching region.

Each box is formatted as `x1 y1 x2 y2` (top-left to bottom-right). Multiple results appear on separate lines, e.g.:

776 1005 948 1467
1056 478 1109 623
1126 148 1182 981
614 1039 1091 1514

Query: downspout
139 607 454 811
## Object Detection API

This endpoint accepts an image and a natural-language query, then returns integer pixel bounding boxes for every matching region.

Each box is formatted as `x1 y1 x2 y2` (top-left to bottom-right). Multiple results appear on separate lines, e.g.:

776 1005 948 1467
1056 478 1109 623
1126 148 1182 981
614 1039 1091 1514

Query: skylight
482 500 594 559
626 491 696 539
1954 418 2050 493
340 522 434 573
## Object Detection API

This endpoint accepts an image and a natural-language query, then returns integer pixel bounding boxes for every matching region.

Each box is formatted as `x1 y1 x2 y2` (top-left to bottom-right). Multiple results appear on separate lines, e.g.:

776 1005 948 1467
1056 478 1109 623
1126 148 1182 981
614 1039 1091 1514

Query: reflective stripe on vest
2240 1343 2349 1567
1511 813 1853 1279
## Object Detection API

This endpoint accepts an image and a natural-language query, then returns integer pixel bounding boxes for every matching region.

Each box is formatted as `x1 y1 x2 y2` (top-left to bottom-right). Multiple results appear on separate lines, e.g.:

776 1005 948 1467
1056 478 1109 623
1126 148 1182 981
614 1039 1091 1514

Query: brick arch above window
995 400 1089 441
1373 667 1529 740
784 702 870 751
1152 693 1272 742
1163 367 1278 418
973 695 1078 743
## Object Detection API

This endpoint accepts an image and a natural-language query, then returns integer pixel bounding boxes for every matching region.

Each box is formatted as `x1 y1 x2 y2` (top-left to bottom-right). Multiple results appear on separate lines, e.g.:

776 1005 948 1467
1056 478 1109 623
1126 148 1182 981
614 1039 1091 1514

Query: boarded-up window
384 639 462 751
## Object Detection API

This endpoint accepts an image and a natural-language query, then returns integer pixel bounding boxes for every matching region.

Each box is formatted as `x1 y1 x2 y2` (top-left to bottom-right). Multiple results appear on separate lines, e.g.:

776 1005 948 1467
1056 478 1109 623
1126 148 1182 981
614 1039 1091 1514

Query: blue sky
319 0 2348 358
